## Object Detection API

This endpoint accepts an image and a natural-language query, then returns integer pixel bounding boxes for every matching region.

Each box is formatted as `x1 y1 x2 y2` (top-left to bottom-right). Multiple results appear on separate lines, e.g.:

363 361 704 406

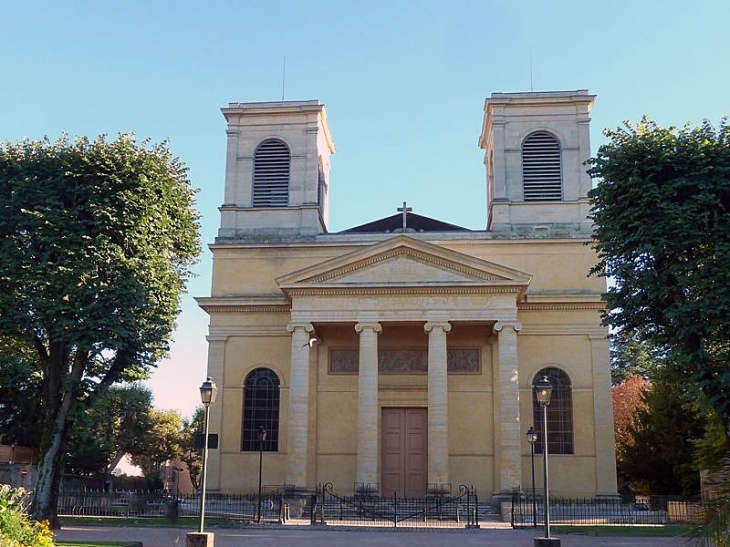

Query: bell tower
479 90 595 236
218 100 335 239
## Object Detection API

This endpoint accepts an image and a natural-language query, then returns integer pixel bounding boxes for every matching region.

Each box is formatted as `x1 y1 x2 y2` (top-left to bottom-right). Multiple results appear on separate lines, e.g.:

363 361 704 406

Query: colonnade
285 320 522 494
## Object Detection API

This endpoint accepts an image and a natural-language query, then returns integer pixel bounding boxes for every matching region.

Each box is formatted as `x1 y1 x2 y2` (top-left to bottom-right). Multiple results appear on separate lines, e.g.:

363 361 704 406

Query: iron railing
511 492 704 527
313 483 479 528
56 490 286 523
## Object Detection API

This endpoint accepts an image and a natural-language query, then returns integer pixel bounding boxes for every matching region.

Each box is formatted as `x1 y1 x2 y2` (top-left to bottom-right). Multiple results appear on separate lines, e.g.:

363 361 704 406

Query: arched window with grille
241 368 280 451
521 131 562 201
252 139 290 207
532 367 573 454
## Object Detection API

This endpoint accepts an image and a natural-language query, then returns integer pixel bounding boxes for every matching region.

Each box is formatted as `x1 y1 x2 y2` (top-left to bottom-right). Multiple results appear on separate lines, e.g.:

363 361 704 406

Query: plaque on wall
447 349 480 373
330 349 359 374
379 349 428 374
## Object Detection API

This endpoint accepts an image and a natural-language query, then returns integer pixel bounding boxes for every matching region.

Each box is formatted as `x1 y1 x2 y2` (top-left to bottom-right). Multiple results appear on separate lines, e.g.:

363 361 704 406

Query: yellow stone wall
204 236 616 497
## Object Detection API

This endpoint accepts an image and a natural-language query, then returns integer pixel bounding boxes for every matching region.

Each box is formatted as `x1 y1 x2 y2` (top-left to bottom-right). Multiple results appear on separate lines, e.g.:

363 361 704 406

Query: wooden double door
381 407 428 498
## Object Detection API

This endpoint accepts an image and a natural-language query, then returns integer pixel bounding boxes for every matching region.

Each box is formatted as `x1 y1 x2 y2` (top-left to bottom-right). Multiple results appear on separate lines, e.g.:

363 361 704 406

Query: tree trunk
31 397 72 528
31 339 75 529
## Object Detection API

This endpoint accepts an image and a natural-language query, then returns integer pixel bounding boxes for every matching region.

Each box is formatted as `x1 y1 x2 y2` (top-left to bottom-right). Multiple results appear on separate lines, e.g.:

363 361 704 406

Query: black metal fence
313 483 480 528
57 490 286 523
511 491 704 527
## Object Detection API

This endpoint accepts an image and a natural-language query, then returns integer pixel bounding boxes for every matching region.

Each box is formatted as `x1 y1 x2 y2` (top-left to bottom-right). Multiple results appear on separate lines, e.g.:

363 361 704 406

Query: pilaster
590 333 618 495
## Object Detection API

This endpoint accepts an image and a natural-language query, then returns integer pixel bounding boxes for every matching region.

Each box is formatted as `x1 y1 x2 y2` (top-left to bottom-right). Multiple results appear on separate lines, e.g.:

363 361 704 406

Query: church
196 90 618 500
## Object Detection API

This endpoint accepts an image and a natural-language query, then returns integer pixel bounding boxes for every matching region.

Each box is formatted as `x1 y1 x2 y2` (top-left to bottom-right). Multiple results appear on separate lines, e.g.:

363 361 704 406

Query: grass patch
56 542 132 547
59 516 242 528
552 524 691 537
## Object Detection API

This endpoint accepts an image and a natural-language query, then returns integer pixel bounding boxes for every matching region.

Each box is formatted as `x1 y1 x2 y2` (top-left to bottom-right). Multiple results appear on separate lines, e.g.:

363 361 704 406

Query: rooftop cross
397 201 412 232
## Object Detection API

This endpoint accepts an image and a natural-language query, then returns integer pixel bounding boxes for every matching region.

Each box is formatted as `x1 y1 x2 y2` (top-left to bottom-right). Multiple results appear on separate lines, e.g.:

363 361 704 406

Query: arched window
522 131 562 201
252 139 290 207
242 368 280 452
532 367 573 454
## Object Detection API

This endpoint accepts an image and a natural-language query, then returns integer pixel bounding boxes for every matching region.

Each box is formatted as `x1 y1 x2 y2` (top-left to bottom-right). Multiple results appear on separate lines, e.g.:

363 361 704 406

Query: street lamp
526 426 538 528
257 425 267 523
534 375 559 547
198 377 217 534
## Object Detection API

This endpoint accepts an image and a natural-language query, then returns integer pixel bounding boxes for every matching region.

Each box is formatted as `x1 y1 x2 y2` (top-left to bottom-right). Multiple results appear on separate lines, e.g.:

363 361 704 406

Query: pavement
54 523 690 547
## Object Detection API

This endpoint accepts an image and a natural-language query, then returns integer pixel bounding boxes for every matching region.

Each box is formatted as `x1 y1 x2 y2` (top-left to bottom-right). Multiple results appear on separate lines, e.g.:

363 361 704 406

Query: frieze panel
329 349 480 374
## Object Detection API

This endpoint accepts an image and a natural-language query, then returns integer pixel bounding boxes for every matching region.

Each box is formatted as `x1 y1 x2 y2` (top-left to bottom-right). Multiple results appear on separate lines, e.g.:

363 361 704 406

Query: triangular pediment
276 235 531 295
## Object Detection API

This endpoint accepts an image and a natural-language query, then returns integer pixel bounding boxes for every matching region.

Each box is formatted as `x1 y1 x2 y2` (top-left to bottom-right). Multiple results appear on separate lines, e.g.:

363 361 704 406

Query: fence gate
314 483 479 529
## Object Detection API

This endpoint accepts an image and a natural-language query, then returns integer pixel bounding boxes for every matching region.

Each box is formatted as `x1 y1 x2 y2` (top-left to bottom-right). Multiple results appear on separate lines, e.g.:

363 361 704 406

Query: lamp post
257 425 267 523
534 375 559 547
526 426 538 528
198 377 217 534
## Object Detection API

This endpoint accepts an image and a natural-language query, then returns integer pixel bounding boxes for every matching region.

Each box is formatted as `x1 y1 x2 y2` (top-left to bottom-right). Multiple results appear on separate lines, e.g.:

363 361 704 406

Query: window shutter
253 139 290 207
522 132 562 201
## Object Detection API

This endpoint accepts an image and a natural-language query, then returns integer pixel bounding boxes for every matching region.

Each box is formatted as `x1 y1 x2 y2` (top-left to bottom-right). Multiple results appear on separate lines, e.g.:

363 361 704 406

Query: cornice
519 302 605 311
286 285 525 297
196 296 290 314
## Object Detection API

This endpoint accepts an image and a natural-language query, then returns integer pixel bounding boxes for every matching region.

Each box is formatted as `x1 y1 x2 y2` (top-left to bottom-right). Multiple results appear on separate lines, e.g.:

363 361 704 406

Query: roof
339 212 471 234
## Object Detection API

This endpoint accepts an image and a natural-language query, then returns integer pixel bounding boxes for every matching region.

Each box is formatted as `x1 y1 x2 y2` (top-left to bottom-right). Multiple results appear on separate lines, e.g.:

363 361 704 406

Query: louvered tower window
522 131 562 201
252 139 290 207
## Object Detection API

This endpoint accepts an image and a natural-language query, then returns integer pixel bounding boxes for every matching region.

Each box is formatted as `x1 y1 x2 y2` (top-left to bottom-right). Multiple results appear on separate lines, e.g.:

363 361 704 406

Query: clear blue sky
2 1 728 417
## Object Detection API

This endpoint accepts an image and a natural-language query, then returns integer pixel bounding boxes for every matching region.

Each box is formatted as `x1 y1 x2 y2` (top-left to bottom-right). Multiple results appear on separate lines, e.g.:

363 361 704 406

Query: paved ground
54 523 689 547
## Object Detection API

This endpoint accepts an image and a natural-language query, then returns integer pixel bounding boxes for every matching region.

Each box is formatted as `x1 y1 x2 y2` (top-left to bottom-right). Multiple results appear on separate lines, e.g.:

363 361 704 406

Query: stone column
492 321 522 495
286 322 314 488
590 333 619 495
355 322 382 487
425 321 451 488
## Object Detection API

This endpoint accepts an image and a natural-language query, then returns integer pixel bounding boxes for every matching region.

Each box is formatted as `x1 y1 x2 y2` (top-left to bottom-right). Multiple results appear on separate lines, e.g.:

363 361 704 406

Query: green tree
609 329 661 384
64 384 154 481
588 118 730 434
180 406 205 491
0 135 200 526
0 336 43 448
621 379 705 496
130 409 183 490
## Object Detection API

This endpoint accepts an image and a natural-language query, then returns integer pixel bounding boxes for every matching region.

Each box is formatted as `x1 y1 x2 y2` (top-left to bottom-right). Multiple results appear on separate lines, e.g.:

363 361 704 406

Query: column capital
287 322 314 334
493 321 522 334
424 321 452 334
355 322 382 334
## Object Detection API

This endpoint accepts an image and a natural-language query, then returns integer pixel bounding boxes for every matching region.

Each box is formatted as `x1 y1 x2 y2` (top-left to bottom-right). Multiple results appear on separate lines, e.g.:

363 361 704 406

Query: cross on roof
397 201 412 232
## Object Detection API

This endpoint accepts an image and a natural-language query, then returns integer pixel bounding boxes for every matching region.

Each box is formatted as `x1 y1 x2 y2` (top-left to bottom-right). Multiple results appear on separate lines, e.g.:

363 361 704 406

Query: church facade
197 90 618 499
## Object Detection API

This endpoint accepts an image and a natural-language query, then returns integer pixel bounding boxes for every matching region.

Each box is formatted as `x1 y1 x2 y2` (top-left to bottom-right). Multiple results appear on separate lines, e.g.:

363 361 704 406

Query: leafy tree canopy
588 118 730 433
0 134 200 525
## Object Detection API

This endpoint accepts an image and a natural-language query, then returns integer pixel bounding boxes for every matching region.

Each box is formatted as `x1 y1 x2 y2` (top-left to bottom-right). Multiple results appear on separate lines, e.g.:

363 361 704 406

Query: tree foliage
588 118 730 433
620 379 704 496
130 409 183 490
612 374 649 462
64 384 154 478
180 406 204 491
0 134 200 525
0 336 43 448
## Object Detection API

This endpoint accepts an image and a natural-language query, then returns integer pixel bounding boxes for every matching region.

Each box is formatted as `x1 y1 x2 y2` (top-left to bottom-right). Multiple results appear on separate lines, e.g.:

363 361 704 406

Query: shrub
0 485 54 547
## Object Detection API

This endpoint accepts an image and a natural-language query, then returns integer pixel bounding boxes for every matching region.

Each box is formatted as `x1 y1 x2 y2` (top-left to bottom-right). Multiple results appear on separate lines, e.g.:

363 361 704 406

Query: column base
534 537 560 547
186 532 214 547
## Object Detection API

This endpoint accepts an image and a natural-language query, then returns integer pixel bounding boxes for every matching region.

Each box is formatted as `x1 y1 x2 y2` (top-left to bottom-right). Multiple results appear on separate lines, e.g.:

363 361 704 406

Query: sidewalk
54 523 688 547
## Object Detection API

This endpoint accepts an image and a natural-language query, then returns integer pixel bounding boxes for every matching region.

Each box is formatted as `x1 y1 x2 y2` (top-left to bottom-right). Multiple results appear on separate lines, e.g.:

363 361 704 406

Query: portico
276 235 531 495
